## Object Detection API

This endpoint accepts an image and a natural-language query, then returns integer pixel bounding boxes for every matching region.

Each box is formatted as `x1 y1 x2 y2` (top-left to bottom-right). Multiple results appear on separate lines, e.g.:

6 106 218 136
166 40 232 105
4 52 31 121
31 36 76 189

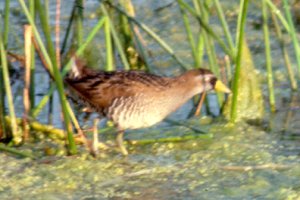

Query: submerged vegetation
0 0 299 158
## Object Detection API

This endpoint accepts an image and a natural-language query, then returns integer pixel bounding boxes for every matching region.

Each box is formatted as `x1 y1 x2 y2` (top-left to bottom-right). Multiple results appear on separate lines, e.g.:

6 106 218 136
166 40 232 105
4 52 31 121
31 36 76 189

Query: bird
65 59 231 155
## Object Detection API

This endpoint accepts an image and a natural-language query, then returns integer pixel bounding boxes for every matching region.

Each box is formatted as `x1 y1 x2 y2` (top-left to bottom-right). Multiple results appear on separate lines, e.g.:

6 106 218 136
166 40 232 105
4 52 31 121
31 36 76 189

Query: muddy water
1 0 300 199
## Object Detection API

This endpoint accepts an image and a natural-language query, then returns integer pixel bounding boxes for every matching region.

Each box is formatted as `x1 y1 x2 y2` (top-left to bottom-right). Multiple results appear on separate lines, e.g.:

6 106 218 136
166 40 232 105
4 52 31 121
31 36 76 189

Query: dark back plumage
65 69 173 115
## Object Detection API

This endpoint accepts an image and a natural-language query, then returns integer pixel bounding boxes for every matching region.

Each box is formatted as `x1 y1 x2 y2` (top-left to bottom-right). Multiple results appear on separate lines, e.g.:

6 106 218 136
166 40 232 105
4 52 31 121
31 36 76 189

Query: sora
65 60 231 155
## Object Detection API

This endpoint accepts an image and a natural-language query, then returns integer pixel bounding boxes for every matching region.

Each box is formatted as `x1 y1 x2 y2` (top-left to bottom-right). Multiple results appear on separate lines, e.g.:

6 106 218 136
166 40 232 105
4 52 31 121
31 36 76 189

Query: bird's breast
106 89 191 130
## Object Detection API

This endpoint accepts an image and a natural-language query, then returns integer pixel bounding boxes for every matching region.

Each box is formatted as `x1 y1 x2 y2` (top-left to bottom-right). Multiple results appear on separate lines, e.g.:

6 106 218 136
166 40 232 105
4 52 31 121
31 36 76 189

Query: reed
282 0 300 78
193 0 205 67
61 4 76 55
23 25 33 140
32 17 106 118
0 75 6 139
213 0 235 54
55 0 61 69
100 4 130 70
108 1 189 70
0 1 10 138
0 143 35 159
35 0 55 123
198 0 224 106
19 0 77 154
262 0 275 112
230 0 249 123
104 17 114 71
271 13 297 90
3 0 10 47
265 0 290 33
0 48 7 139
177 0 234 60
35 0 56 66
29 0 36 112
75 0 84 46
178 0 199 68
117 0 149 70
0 33 20 144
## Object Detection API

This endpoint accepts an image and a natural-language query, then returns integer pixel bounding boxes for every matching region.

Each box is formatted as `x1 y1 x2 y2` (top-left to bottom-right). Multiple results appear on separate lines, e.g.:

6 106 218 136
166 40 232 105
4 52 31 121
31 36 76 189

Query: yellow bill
214 80 231 93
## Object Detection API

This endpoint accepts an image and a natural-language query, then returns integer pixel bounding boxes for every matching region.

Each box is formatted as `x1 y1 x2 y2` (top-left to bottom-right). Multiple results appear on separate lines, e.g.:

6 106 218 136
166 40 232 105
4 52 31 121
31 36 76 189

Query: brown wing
65 70 171 113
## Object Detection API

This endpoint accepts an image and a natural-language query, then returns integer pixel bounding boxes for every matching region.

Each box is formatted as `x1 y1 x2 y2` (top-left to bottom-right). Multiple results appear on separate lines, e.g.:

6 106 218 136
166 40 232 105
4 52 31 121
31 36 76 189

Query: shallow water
1 0 300 199
1 117 300 199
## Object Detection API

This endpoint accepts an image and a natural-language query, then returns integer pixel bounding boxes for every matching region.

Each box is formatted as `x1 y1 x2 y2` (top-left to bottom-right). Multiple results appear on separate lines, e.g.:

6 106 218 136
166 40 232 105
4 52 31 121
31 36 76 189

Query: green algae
223 38 264 122
0 121 299 199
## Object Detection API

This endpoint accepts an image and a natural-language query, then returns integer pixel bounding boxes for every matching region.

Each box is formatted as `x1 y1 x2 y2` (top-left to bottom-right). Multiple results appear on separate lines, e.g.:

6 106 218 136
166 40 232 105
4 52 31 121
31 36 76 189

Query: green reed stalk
101 4 130 70
32 17 106 118
120 0 151 71
55 0 61 69
0 34 21 144
224 55 232 81
29 0 36 112
32 12 98 152
50 57 77 153
3 0 10 47
199 0 223 105
0 2 8 136
75 0 84 46
19 1 53 74
129 18 153 71
283 0 300 78
0 75 6 138
0 143 35 159
107 2 189 70
104 17 114 71
230 0 249 123
61 4 76 55
235 1 243 46
19 0 77 154
198 1 219 76
61 17 106 74
271 13 297 90
131 28 152 71
177 0 234 60
118 0 132 45
196 34 205 67
119 0 150 71
37 0 54 123
265 0 290 33
178 0 199 68
32 87 53 118
262 0 275 112
0 43 6 138
35 0 56 67
213 0 235 54
192 0 205 67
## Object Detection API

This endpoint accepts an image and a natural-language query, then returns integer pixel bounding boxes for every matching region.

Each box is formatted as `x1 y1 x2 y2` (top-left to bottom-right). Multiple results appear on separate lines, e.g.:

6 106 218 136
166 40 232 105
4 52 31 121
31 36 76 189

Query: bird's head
182 68 231 94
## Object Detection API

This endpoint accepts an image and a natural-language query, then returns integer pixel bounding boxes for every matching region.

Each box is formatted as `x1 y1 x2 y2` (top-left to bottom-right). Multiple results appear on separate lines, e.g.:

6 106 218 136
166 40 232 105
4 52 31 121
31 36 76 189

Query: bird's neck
157 74 202 115
170 72 202 98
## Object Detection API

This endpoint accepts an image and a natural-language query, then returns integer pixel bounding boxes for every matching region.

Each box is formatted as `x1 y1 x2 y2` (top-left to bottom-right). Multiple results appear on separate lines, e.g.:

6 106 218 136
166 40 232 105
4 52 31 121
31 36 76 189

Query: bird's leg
116 130 128 155
91 118 99 157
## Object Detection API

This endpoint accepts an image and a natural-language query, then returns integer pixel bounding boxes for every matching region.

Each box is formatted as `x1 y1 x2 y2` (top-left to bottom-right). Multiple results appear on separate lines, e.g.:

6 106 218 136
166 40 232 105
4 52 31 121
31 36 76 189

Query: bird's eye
209 77 217 86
